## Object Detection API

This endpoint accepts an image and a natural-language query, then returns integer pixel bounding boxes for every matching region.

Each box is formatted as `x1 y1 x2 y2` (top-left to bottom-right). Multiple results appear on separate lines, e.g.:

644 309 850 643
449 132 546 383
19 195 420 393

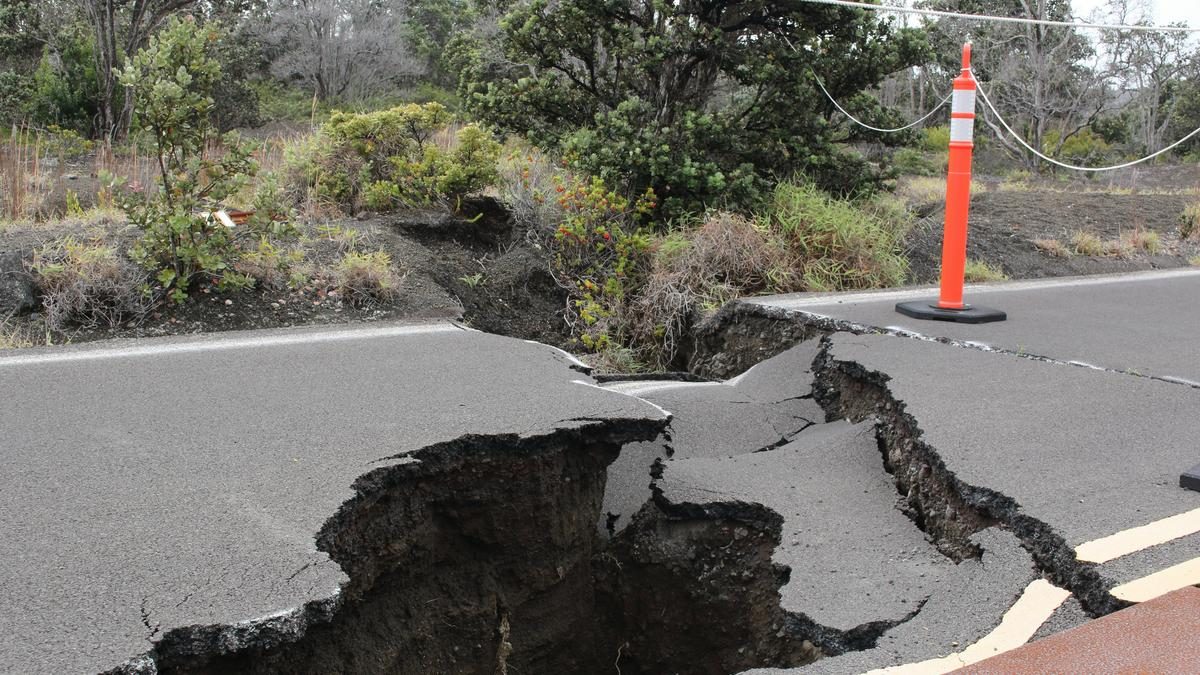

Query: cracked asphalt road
823 331 1200 549
0 321 666 674
749 268 1200 385
658 420 955 634
599 344 824 536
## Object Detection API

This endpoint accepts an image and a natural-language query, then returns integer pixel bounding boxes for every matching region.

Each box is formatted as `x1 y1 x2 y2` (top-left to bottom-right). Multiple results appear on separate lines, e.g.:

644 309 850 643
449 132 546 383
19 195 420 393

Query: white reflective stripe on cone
951 89 976 114
950 117 974 142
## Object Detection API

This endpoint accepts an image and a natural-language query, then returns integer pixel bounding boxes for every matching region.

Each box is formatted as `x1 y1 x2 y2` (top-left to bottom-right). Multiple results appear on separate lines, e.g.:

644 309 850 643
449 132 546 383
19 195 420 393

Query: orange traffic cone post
896 43 1006 325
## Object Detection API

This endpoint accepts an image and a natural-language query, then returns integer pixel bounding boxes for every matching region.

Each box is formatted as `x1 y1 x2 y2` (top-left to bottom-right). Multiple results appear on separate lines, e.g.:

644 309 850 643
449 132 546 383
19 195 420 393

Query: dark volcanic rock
0 250 35 316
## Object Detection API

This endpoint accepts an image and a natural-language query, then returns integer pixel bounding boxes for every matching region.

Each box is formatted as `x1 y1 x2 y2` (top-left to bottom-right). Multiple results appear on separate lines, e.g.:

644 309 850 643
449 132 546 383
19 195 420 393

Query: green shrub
1044 129 1111 163
245 172 301 239
920 126 951 152
759 182 909 292
30 237 149 329
335 250 403 305
41 125 94 160
253 80 327 124
116 17 265 303
27 26 103 134
892 148 942 176
285 102 500 213
545 175 656 350
0 71 33 126
363 181 402 211
453 0 928 220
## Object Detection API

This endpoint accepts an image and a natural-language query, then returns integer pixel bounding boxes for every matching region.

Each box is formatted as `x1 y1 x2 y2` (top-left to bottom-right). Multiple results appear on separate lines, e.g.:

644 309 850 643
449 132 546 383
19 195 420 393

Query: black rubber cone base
1181 464 1200 492
895 300 1007 324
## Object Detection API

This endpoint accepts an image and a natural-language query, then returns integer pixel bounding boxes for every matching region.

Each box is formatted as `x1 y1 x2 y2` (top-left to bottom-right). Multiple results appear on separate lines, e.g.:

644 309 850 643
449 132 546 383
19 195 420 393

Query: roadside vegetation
2 0 1200 369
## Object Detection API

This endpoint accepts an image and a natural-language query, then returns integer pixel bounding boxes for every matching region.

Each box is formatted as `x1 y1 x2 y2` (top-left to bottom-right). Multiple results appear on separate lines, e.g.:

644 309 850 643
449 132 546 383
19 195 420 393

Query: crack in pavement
740 303 1200 390
139 597 161 643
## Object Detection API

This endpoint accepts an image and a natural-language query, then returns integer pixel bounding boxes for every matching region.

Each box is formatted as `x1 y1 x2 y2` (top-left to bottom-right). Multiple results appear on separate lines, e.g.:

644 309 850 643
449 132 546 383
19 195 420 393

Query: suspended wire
796 0 1200 34
971 70 1200 172
811 69 952 133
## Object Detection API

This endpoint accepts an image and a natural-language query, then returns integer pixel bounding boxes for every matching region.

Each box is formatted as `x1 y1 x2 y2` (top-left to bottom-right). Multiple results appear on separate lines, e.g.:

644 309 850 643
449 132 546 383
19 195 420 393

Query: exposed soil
905 188 1200 284
383 200 570 348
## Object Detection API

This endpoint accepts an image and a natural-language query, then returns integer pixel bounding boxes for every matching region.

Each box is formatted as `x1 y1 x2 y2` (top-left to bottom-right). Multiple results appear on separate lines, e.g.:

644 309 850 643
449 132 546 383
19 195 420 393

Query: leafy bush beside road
285 103 500 213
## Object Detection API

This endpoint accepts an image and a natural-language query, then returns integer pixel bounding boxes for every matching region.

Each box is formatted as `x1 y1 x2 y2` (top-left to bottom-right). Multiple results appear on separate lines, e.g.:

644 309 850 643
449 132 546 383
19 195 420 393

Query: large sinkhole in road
162 425 828 675
153 328 1092 675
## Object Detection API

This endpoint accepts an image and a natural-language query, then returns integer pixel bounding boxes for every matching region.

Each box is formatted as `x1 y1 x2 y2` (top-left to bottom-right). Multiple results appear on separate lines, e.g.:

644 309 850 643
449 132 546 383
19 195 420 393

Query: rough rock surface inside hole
157 432 626 675
686 303 834 379
595 501 824 675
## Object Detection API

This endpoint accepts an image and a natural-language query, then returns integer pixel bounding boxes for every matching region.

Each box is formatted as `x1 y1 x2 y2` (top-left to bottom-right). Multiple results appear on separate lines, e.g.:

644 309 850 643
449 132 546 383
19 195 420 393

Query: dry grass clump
1032 238 1071 258
0 318 35 350
624 213 790 369
1182 202 1200 240
1 127 52 221
497 144 568 231
962 259 1008 282
1123 228 1162 255
897 176 945 207
29 237 150 330
334 250 403 306
1104 239 1133 259
1071 231 1106 256
621 182 912 368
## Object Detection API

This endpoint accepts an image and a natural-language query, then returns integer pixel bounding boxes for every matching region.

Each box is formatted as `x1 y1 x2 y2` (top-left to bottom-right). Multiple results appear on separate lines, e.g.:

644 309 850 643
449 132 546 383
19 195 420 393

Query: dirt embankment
906 189 1199 283
0 197 573 350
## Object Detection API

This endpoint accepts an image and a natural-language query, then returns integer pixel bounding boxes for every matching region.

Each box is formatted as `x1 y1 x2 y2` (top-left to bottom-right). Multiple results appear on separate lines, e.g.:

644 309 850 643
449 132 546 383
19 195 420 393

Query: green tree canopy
453 0 929 217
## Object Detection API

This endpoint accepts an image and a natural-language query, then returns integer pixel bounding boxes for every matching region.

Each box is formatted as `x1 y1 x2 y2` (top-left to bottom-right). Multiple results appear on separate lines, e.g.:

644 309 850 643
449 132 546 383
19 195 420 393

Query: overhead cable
798 0 1200 34
811 70 952 133
972 69 1200 172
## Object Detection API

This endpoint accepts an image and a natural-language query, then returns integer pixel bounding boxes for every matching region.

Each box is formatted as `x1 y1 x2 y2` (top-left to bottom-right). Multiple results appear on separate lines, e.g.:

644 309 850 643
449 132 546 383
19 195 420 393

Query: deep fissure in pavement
811 336 1122 617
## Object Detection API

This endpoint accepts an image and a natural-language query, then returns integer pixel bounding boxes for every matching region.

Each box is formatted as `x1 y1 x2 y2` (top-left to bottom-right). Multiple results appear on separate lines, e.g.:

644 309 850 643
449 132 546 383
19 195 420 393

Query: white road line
1076 507 1200 564
603 380 724 397
524 340 593 372
876 510 1200 674
865 580 1071 675
1111 557 1200 603
0 322 464 368
571 380 673 420
747 268 1200 310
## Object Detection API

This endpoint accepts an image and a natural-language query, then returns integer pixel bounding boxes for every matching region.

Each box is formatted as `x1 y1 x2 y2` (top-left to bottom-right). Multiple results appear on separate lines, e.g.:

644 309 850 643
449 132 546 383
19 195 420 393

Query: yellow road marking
864 579 1070 675
1075 507 1200 564
1111 557 1200 603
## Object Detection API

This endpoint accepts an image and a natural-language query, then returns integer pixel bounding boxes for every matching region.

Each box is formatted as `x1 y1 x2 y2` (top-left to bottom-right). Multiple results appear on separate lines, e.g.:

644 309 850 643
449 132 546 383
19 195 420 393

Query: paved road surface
0 322 665 674
748 268 1200 385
